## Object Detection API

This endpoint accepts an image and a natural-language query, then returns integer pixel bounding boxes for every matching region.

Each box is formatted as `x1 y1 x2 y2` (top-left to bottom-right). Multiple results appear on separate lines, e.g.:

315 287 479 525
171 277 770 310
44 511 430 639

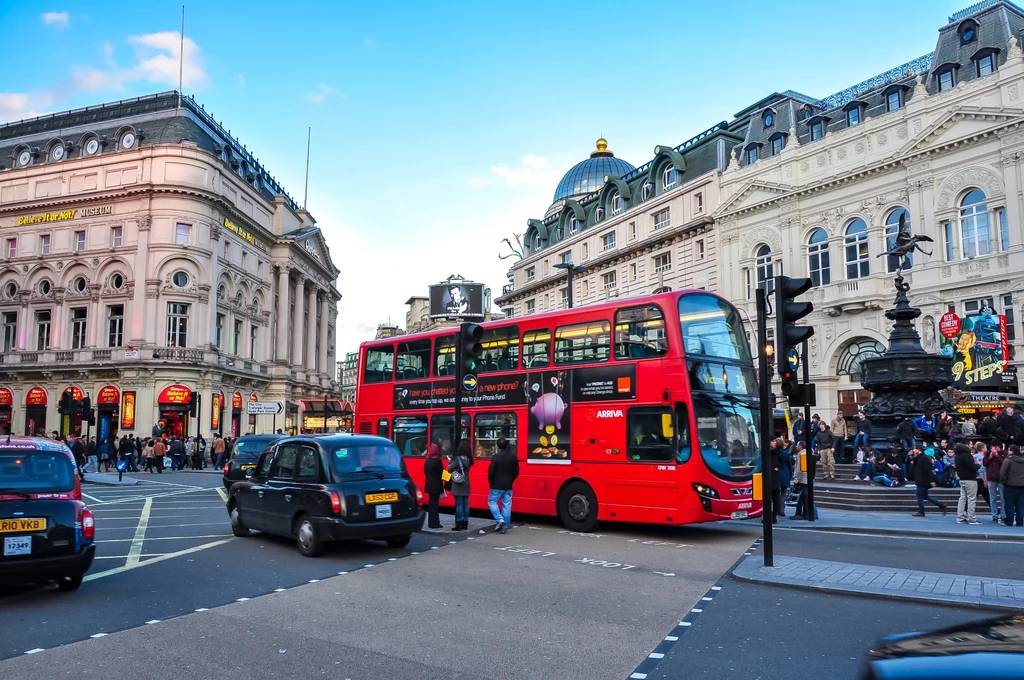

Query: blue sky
2 0 970 354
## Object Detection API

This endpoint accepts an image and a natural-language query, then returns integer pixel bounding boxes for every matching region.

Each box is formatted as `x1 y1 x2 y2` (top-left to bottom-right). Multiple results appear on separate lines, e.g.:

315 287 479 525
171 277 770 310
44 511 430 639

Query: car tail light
223 463 231 475
329 491 343 515
416 489 424 503
81 508 95 540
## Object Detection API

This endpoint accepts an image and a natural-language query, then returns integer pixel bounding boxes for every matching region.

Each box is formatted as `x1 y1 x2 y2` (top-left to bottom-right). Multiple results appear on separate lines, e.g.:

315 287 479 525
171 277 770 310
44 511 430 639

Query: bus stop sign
787 349 800 371
463 374 478 391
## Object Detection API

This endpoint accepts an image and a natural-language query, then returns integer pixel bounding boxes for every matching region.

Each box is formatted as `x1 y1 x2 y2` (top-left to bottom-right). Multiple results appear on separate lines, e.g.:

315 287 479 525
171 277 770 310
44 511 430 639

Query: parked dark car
222 434 285 491
226 434 424 556
0 437 96 591
862 614 1024 679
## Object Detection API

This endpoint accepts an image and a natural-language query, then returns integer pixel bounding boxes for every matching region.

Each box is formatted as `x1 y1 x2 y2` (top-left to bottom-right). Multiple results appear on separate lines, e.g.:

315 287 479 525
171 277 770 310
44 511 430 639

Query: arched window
568 214 579 235
885 208 912 273
594 206 604 223
663 165 677 190
763 109 775 128
807 228 831 287
755 244 774 292
959 19 977 45
610 191 624 216
641 182 653 201
844 219 869 279
802 105 813 121
836 338 886 381
960 189 992 258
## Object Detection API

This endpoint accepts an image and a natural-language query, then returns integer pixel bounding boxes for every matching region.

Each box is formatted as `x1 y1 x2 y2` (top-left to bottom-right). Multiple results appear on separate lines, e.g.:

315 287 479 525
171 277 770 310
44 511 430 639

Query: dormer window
807 115 829 141
595 207 604 223
568 214 579 235
932 62 959 92
973 48 999 77
843 100 864 127
959 19 978 45
662 165 677 190
610 191 624 215
769 133 785 155
641 182 653 201
886 89 903 112
938 69 955 91
745 143 761 165
763 109 775 128
802 105 813 121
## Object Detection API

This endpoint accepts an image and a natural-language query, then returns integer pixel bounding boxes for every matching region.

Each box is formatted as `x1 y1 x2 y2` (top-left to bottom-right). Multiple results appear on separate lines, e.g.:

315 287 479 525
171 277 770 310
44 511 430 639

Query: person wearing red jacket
984 443 1008 524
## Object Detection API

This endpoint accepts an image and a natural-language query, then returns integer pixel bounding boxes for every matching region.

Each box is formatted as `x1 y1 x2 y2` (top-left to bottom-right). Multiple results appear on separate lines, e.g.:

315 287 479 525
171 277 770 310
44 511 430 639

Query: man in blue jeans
487 438 519 534
853 411 872 456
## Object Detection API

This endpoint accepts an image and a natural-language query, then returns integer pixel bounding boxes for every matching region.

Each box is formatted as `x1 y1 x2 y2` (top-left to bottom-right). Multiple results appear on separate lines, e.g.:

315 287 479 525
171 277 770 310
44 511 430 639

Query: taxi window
255 450 275 479
295 447 320 483
270 445 299 480
329 444 403 476
0 449 74 491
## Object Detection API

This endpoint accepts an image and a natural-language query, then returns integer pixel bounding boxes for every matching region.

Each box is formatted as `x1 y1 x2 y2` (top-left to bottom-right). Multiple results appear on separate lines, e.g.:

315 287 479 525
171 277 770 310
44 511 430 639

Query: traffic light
58 391 71 416
82 396 95 425
460 323 483 375
188 390 199 417
774 275 815 398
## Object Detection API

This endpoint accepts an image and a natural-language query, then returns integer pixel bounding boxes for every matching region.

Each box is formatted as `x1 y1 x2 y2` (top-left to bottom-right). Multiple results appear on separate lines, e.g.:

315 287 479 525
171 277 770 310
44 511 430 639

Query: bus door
603 406 680 523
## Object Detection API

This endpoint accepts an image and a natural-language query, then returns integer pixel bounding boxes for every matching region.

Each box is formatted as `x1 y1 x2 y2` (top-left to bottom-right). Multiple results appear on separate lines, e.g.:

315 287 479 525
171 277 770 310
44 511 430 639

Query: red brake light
330 491 341 514
223 463 231 475
416 489 424 503
81 508 95 540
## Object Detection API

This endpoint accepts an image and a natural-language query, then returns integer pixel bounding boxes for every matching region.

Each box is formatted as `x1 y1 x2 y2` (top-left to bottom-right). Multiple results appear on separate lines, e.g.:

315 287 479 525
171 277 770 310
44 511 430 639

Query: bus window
363 344 394 383
434 334 456 377
396 339 431 381
479 326 520 373
676 402 692 463
615 305 668 359
678 294 751 361
554 320 611 366
394 415 428 457
522 329 550 368
626 408 676 462
474 412 517 459
430 414 470 456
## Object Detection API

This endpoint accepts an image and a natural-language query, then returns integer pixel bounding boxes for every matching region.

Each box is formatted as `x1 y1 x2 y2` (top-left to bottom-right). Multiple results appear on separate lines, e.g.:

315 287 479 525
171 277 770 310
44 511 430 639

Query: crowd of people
782 405 1024 525
59 430 237 481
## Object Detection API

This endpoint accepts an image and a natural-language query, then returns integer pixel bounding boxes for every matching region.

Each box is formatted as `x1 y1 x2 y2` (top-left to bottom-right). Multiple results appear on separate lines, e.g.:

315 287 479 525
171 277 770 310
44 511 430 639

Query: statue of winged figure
877 213 932 275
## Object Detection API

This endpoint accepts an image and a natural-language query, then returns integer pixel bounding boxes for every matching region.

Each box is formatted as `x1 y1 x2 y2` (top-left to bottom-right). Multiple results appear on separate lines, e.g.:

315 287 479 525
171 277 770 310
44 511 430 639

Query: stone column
291 276 305 367
306 287 318 372
275 266 290 363
318 293 330 378
207 229 221 350
131 215 151 344
1001 155 1023 249
17 297 29 350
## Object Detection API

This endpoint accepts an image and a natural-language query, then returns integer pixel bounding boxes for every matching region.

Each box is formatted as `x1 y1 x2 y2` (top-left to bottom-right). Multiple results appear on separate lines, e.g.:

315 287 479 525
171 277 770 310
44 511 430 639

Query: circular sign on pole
939 312 961 339
787 348 800 371
462 374 478 391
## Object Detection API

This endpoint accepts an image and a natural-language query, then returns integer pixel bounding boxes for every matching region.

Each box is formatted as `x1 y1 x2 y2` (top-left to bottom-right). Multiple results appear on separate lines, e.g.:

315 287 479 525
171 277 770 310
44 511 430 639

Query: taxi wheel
385 534 411 549
230 504 250 537
56 574 83 592
295 515 324 558
558 481 599 533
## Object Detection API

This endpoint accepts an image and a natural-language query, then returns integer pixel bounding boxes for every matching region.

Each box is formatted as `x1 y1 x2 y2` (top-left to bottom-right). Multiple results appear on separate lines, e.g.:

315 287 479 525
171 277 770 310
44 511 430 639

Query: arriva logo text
595 409 623 418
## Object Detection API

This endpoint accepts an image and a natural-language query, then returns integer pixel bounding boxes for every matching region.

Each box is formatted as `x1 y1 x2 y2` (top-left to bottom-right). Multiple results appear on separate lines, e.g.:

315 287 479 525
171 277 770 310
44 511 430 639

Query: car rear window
233 438 277 457
328 445 403 476
0 450 74 492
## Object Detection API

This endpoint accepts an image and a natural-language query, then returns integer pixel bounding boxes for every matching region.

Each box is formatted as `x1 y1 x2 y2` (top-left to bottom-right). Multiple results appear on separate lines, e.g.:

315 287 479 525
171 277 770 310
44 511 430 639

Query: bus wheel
558 481 598 533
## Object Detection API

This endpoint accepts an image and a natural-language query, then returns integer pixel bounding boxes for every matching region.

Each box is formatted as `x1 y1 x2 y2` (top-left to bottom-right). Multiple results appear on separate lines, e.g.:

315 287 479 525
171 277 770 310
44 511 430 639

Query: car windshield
328 444 404 476
0 450 75 492
233 438 277 457
694 395 761 480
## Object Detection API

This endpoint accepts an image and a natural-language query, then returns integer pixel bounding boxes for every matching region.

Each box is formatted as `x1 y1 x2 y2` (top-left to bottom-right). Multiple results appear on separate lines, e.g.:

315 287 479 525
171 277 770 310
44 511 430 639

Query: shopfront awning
301 398 345 415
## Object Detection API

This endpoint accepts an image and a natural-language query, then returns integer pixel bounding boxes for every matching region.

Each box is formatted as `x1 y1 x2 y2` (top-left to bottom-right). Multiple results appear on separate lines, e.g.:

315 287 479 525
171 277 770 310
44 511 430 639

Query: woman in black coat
423 444 445 529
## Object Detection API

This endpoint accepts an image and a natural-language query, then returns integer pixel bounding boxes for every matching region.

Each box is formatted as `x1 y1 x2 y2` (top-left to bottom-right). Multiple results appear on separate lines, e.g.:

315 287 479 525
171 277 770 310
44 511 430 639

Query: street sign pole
803 338 815 522
454 323 464 449
756 287 774 567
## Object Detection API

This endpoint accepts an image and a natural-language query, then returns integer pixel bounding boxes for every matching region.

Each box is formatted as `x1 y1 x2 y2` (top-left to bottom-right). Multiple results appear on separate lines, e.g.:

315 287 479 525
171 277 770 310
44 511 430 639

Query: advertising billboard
940 312 1016 390
429 281 484 320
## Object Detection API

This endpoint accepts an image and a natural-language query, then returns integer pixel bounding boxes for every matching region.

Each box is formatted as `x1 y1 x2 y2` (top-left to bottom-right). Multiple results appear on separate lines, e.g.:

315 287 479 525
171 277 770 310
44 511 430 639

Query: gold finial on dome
591 137 614 158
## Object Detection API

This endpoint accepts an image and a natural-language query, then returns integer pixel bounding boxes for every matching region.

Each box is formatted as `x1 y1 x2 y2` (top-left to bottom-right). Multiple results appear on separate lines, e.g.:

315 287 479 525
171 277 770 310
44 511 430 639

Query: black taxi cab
226 434 424 557
0 437 96 591
222 433 285 491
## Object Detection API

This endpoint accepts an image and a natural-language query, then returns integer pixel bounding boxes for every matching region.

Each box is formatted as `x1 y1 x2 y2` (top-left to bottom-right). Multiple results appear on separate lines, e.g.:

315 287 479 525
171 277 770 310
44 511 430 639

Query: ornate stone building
716 0 1024 416
0 92 340 438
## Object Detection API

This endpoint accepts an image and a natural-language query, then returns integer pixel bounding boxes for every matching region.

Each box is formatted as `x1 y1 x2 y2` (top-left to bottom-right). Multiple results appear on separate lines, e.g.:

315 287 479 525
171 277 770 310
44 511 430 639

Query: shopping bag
441 469 452 482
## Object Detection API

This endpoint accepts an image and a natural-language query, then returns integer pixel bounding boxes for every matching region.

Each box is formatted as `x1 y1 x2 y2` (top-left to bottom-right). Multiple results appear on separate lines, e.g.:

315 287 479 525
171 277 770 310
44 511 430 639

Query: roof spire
591 137 614 158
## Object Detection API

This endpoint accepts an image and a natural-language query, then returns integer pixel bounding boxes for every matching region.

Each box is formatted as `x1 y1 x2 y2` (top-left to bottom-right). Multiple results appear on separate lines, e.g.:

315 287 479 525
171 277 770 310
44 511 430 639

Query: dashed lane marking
90 633 108 638
194 608 208 612
145 620 160 625
25 648 44 655
83 538 233 582
236 598 250 602
274 588 286 592
126 497 152 567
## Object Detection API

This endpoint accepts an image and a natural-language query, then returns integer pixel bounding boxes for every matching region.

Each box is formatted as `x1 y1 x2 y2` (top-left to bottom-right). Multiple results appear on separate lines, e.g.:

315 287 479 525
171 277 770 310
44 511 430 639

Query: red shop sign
249 392 258 402
232 392 243 410
939 312 961 340
97 385 120 405
0 388 12 407
62 386 84 401
26 387 47 405
158 384 192 405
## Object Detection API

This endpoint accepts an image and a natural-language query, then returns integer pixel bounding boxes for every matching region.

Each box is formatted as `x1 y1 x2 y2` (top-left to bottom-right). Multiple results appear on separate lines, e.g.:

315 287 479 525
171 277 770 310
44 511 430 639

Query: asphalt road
0 471 465 660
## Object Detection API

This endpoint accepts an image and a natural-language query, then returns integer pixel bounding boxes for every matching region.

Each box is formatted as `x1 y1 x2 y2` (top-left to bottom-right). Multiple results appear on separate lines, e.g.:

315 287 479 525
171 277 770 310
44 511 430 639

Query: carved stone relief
936 167 1004 209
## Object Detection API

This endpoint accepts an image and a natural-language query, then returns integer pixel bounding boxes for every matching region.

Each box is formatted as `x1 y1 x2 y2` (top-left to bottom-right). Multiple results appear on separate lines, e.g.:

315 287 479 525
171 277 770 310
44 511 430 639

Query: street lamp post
553 262 587 309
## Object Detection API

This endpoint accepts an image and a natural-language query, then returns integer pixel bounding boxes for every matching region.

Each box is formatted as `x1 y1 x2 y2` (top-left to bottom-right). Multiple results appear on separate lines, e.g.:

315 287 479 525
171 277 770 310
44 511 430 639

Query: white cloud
41 11 69 28
466 177 488 187
490 154 554 187
0 30 208 123
304 83 342 104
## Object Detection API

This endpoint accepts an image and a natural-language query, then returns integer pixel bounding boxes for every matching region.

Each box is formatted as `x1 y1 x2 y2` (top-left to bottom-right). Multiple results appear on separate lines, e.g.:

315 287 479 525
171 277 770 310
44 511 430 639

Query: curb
775 523 1024 543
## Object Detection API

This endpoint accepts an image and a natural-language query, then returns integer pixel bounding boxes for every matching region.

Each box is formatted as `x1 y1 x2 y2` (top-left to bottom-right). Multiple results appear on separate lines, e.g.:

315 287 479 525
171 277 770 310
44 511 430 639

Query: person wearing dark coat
1000 445 1024 526
769 439 785 522
448 439 474 531
996 407 1023 447
70 437 86 480
423 444 445 529
487 438 520 534
911 448 947 517
896 419 916 454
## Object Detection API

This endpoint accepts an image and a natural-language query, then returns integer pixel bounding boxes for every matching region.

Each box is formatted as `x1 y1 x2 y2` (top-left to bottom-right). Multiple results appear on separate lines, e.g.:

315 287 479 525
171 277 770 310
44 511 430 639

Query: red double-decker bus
353 290 762 531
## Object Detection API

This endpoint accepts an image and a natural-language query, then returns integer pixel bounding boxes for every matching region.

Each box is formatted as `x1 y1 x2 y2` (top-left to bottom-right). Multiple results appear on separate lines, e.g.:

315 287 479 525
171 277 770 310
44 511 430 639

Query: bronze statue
877 213 932 274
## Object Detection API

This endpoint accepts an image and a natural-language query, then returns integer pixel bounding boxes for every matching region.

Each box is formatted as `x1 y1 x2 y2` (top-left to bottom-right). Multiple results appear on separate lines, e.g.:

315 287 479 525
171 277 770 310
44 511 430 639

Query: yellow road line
126 497 152 567
83 538 234 582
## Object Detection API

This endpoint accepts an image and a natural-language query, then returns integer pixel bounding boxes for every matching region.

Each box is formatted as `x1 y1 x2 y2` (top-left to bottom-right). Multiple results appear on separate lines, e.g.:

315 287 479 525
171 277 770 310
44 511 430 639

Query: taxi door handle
285 494 292 502
257 491 263 498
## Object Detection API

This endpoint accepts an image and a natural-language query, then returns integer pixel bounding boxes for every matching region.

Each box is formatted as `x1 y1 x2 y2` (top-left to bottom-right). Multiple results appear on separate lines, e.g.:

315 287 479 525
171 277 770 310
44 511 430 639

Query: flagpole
177 5 185 109
303 127 311 210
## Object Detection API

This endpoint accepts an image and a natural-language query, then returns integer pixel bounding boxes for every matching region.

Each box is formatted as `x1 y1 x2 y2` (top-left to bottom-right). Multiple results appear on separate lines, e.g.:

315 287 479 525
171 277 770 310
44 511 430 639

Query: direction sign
247 401 284 415
787 348 800 371
462 374 478 391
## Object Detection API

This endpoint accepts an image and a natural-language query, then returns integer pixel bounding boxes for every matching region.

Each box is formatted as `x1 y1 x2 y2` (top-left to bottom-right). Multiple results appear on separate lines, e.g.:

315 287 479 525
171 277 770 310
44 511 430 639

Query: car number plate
375 504 393 519
3 535 31 556
731 511 748 520
0 518 45 533
241 465 256 476
365 492 399 504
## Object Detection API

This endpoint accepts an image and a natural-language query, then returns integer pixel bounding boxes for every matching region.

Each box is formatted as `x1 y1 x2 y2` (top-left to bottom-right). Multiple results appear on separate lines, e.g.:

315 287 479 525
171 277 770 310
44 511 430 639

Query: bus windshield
678 294 751 362
694 395 760 480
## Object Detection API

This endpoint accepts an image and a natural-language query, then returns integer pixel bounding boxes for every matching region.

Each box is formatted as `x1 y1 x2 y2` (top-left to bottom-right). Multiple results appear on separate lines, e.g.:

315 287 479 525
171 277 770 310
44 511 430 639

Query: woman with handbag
423 444 445 529
449 439 474 531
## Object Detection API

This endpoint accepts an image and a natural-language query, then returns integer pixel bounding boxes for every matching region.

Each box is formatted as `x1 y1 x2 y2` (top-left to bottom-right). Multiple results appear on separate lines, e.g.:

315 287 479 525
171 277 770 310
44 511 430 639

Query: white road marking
338 572 348 575
126 497 153 567
665 635 679 641
82 493 103 503
98 534 227 543
691 608 702 613
701 597 713 601
83 538 234 582
145 620 160 625
629 673 647 679
678 621 692 626
364 564 374 568
388 558 397 561
274 588 286 592
94 554 168 560
195 608 208 612
236 597 250 602
430 546 439 550
90 633 108 638
711 586 722 590
25 648 44 655
648 653 664 659
411 552 419 555
216 487 228 502
308 579 319 583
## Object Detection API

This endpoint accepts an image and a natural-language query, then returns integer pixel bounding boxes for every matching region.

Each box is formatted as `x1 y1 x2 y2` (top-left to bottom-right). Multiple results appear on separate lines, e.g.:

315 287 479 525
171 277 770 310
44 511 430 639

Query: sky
1 0 972 356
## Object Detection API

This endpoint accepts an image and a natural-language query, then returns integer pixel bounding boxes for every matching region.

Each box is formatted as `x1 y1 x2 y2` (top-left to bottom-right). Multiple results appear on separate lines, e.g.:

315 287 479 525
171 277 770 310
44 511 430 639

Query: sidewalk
82 472 138 486
734 553 1024 612
730 506 1024 541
